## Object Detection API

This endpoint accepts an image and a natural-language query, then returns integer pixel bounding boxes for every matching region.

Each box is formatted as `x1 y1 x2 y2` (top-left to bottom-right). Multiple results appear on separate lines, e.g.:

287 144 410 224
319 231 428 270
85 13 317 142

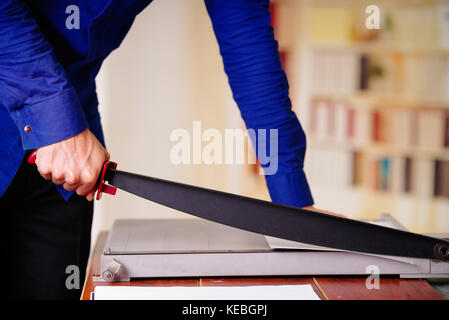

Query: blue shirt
0 0 314 207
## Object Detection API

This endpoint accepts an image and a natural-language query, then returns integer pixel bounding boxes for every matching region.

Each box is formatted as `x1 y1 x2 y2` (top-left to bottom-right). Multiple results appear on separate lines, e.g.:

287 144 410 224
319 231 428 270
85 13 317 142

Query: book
404 157 413 193
359 54 369 91
310 99 330 140
391 156 405 193
353 107 374 145
305 147 353 189
352 151 365 187
412 158 434 197
416 110 445 150
434 160 449 198
403 56 449 103
379 157 391 191
310 51 359 95
334 101 349 142
390 109 413 148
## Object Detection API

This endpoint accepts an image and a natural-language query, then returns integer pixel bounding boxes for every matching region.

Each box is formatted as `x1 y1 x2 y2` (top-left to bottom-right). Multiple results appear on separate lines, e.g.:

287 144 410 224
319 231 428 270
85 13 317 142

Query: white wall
93 0 269 244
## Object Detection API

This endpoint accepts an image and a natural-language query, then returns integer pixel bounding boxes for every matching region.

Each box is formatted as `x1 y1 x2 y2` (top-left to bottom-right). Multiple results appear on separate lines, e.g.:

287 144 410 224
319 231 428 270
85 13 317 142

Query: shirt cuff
13 88 88 150
265 170 314 208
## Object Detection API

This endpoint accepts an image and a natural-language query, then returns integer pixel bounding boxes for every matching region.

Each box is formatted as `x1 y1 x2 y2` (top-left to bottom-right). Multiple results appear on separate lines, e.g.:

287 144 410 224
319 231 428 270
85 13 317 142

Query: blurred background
93 0 449 244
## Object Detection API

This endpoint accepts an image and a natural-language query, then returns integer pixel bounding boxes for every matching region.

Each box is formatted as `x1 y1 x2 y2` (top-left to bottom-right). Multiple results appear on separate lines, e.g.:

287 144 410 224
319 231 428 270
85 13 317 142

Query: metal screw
103 270 114 281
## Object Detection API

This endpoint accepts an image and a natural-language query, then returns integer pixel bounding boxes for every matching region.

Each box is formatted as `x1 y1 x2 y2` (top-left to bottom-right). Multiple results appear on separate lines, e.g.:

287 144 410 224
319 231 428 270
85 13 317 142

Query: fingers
35 148 53 180
33 129 110 201
51 149 69 185
80 150 110 201
65 165 81 186
85 189 96 202
38 165 52 181
75 167 98 196
63 182 78 192
52 169 66 185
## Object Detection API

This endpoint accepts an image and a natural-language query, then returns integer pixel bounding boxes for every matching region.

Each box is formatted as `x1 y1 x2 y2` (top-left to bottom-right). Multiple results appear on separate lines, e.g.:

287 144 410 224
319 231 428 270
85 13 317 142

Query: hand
35 129 110 201
302 205 346 218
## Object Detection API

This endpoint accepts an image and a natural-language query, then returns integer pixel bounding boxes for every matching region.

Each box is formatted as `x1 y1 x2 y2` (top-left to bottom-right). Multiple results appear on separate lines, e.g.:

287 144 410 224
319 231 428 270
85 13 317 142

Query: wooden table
81 232 445 300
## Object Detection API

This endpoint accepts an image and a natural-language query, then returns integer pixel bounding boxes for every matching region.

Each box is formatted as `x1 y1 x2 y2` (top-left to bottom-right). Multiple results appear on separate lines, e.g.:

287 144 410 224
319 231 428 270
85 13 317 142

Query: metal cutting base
95 214 449 282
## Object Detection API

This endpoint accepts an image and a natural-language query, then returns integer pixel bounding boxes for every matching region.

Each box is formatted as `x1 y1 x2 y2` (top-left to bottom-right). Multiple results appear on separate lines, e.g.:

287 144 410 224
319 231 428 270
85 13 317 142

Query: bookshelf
269 0 449 232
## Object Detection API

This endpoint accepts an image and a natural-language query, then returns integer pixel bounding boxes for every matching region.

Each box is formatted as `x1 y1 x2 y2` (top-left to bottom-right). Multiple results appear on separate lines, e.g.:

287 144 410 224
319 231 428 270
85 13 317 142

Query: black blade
105 169 449 261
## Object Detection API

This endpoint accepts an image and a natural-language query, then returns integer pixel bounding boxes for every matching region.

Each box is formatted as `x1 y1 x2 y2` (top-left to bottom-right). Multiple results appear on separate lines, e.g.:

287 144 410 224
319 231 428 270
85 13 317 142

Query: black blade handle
103 168 449 261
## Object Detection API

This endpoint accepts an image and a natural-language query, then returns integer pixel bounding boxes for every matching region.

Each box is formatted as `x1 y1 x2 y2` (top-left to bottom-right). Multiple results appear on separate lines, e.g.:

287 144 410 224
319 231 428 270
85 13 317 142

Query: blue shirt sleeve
205 0 314 207
0 0 88 150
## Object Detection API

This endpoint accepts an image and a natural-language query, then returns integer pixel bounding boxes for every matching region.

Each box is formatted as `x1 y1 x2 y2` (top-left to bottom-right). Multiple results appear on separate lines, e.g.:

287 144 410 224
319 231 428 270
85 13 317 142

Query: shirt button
24 125 32 133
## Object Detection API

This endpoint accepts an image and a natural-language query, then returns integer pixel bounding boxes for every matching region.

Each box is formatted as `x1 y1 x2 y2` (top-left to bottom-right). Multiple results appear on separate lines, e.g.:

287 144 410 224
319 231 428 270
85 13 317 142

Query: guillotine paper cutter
94 214 448 282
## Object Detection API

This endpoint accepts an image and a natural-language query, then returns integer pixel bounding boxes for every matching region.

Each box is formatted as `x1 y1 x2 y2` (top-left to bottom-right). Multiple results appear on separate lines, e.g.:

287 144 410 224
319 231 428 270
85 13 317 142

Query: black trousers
1 152 93 300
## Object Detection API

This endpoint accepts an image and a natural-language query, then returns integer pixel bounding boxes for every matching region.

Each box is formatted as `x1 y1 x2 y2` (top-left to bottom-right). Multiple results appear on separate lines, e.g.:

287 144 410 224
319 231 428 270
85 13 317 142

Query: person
0 0 323 299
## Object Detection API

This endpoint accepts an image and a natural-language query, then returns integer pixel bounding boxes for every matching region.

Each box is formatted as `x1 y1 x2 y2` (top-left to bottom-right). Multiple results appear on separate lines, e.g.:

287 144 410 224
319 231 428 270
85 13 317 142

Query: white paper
265 236 338 251
93 285 320 300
